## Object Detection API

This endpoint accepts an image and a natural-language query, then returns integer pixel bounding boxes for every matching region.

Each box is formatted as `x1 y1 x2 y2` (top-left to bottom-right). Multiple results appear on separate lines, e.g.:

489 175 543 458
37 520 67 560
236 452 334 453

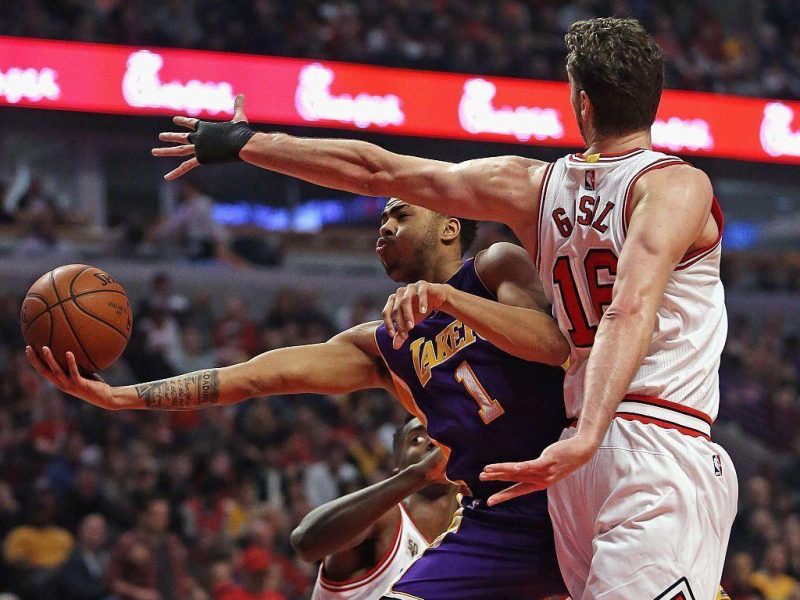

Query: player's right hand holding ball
26 346 116 410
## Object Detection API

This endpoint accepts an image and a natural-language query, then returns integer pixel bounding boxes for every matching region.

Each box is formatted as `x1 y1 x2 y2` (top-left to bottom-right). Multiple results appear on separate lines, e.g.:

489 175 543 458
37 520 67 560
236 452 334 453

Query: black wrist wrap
188 121 256 164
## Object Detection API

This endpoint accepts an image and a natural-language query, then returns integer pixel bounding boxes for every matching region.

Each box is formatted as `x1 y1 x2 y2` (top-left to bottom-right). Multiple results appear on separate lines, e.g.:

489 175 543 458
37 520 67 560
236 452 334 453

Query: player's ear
441 217 461 245
580 90 593 126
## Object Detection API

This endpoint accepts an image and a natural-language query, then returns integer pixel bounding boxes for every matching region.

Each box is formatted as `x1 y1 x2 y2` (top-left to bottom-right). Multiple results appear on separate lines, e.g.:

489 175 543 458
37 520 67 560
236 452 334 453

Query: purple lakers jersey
375 258 566 515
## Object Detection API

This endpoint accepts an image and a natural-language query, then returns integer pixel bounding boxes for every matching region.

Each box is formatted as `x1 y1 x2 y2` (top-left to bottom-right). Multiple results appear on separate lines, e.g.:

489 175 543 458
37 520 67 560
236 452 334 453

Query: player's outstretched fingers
164 158 200 181
173 116 199 130
158 132 191 144
151 144 195 157
65 352 83 382
479 458 549 482
40 346 69 385
233 94 249 123
487 482 544 506
382 294 397 337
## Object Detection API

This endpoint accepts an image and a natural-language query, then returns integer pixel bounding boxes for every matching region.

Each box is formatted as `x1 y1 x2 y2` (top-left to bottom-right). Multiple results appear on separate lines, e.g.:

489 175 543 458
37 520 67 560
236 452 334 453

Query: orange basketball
20 264 133 372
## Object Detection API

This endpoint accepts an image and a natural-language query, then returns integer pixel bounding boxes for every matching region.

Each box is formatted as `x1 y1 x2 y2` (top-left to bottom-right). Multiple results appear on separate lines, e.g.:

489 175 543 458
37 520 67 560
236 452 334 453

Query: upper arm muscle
612 165 713 312
325 322 390 391
371 154 544 229
475 242 549 311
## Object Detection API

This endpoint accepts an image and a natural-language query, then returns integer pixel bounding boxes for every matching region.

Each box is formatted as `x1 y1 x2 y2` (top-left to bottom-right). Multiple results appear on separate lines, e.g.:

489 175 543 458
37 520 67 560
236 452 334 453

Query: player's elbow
547 336 571 366
603 294 654 326
365 169 395 197
290 524 323 562
523 336 569 366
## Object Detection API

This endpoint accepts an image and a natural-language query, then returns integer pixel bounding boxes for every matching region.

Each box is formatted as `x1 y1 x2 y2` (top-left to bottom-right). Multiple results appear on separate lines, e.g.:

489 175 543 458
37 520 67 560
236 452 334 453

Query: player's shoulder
476 242 531 271
329 321 382 355
636 161 712 196
467 155 550 195
475 242 537 294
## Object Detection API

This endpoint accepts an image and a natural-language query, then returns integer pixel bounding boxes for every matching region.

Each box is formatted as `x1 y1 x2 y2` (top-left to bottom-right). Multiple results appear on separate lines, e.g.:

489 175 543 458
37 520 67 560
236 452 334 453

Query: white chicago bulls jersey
537 148 725 438
311 503 428 600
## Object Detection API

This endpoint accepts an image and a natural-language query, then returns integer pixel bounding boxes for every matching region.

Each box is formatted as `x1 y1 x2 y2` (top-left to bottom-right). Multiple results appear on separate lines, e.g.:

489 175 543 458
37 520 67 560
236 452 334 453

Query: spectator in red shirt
217 547 286 600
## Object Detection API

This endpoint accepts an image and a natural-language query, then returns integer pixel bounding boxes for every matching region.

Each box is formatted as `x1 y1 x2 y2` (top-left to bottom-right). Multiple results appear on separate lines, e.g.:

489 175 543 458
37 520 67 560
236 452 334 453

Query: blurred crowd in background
1 0 800 99
0 268 795 598
0 277 404 599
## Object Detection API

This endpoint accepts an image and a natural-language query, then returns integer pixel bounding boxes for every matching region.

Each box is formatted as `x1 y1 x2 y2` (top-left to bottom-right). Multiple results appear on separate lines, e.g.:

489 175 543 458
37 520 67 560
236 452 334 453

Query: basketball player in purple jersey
29 198 569 598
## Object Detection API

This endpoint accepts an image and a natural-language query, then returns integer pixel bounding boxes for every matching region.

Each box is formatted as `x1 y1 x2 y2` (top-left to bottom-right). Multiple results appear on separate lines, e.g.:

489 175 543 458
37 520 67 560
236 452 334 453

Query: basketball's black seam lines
22 293 52 332
70 297 130 342
51 268 100 371
68 268 131 342
59 303 100 371
24 289 128 329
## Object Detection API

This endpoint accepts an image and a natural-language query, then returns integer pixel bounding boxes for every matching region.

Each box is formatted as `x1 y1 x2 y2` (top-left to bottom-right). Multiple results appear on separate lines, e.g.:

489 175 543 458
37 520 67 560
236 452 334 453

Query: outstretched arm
152 95 542 231
26 322 387 410
383 242 569 366
481 164 716 504
291 446 446 563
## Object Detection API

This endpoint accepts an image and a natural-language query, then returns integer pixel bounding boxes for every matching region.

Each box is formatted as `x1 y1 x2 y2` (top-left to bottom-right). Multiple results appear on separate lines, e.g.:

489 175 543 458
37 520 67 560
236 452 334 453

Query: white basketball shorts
548 417 738 600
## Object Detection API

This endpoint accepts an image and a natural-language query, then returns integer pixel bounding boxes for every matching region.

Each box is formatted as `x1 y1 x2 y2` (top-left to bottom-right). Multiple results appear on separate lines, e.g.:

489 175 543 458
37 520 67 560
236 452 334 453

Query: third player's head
376 198 477 283
565 18 664 145
393 417 435 470
393 417 453 496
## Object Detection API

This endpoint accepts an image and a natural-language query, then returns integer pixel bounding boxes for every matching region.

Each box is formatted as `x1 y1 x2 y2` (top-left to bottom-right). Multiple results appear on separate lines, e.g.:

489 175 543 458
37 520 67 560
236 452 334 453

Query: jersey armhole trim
471 250 498 300
398 502 434 545
675 195 724 270
318 508 403 591
535 162 555 273
621 158 687 236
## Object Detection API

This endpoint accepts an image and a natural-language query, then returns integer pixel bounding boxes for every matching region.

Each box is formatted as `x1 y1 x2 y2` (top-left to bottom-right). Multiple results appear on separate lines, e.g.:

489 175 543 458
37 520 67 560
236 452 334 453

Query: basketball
20 264 133 372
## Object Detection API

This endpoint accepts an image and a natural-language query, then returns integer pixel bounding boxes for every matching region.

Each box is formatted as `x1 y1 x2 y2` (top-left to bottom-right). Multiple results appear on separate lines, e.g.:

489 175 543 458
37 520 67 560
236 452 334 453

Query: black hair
457 218 478 256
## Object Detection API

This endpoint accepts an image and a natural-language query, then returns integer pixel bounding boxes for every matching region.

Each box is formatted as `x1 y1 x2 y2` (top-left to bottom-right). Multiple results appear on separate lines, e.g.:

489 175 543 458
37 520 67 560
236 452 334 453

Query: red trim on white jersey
675 196 724 270
621 158 687 235
318 509 403 592
398 502 432 545
535 162 555 273
569 394 713 441
623 394 713 424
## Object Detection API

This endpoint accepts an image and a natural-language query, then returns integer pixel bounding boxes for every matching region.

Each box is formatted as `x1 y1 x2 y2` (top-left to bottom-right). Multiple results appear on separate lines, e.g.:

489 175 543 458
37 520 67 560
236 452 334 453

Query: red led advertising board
2 36 800 164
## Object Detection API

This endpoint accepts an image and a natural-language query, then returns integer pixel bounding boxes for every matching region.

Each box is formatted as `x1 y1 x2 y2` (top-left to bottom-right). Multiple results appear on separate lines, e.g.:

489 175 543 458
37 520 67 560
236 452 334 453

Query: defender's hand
382 282 449 349
151 94 255 180
26 346 116 410
416 445 448 484
479 435 597 505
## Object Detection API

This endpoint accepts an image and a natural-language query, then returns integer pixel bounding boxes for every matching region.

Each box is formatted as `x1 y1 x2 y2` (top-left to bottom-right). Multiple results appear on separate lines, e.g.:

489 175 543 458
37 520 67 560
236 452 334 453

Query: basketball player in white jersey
292 418 457 600
152 17 737 598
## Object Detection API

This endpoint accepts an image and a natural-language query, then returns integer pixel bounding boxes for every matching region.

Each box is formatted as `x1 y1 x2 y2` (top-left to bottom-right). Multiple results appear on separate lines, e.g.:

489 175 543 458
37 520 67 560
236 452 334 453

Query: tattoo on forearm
134 370 220 409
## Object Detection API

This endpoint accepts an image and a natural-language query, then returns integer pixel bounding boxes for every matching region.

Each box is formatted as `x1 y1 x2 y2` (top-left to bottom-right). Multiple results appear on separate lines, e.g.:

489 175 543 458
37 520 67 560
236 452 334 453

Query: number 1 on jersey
455 361 505 424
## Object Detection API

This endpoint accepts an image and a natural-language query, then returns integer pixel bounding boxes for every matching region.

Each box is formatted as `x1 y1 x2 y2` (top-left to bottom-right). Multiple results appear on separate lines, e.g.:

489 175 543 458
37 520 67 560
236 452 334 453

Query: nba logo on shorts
713 454 722 477
584 169 596 191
